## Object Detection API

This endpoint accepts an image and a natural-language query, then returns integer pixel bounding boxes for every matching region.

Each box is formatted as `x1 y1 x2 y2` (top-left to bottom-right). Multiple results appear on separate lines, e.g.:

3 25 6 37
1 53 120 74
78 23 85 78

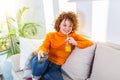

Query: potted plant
0 36 8 52
16 6 41 39
15 6 44 69
0 27 20 57
16 6 42 44
4 6 43 58
5 17 20 58
0 17 20 57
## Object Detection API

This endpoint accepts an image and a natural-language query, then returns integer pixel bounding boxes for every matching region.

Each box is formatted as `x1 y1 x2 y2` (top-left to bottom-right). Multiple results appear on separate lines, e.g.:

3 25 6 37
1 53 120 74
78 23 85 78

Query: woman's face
59 19 73 34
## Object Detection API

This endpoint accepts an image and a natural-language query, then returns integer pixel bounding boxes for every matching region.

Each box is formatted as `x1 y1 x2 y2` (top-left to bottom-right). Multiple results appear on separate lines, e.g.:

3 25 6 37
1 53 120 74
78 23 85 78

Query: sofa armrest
11 54 21 72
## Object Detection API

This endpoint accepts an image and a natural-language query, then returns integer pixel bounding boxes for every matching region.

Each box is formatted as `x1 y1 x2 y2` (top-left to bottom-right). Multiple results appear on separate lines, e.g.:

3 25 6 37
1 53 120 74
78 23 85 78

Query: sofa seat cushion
62 72 72 80
62 43 96 80
89 43 120 80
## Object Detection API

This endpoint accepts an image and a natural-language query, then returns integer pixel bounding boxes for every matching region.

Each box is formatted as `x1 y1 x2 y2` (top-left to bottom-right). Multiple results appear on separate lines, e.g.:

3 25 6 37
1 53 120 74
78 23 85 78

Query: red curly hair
54 11 79 32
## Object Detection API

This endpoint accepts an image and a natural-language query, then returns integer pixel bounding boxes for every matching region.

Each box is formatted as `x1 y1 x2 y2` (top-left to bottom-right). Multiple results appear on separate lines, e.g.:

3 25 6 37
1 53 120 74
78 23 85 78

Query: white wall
107 0 120 45
74 0 120 45
76 1 92 38
91 0 109 42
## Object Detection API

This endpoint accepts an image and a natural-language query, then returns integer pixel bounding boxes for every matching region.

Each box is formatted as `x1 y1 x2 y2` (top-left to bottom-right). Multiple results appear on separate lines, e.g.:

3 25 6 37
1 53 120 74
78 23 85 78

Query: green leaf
21 22 39 38
16 6 29 28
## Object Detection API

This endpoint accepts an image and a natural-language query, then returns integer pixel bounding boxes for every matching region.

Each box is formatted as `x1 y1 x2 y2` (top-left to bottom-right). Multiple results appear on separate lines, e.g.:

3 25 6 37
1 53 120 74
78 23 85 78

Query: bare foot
32 78 38 80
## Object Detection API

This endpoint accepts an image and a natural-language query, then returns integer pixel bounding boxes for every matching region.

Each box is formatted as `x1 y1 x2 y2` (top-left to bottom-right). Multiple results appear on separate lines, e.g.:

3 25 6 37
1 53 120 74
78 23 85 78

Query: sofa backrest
89 43 120 80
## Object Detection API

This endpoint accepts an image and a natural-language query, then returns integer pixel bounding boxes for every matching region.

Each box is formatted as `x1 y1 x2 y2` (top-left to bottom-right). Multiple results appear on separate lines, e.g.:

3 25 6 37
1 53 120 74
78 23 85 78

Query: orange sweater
37 31 93 65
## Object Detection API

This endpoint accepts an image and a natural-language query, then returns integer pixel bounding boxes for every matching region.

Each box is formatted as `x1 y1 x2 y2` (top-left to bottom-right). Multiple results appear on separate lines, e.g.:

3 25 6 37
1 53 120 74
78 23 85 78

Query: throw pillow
20 37 43 70
62 43 96 80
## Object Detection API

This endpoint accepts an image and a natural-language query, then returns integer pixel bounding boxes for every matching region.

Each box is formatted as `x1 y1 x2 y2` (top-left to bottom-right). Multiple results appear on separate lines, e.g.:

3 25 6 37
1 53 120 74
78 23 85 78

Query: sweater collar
57 31 73 37
57 31 65 37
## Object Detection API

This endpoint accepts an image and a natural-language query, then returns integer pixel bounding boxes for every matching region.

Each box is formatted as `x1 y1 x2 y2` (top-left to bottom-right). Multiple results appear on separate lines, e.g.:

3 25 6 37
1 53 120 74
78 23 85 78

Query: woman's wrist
74 41 78 46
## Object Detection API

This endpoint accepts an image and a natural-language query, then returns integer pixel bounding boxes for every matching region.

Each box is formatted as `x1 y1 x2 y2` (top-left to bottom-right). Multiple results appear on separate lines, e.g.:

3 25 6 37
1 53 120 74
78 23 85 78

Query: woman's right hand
38 50 44 61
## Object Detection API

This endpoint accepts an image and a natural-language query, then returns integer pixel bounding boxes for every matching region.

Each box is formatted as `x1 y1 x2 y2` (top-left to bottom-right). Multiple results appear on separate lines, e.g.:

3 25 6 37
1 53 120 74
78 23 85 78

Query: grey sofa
11 42 120 80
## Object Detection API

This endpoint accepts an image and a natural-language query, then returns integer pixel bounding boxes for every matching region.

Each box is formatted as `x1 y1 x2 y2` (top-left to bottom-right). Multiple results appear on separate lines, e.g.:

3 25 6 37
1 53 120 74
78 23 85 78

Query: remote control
38 53 48 64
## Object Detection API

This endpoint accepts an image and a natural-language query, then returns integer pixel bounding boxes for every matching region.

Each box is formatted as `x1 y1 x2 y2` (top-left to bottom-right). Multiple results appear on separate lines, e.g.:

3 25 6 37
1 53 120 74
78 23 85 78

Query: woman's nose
65 26 70 29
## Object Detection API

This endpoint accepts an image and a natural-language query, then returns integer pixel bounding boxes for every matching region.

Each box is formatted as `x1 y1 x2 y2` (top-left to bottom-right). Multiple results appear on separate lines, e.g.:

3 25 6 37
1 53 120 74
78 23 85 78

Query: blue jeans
30 56 63 80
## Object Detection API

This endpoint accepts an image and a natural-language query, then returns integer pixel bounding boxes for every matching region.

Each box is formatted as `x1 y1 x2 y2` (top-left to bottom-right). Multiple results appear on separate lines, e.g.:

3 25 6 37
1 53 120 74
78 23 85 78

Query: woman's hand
38 50 44 61
66 37 77 46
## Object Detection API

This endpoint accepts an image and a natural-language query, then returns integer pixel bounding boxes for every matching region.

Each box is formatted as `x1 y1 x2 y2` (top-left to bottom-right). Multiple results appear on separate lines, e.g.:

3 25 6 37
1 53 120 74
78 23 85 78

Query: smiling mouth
64 30 70 34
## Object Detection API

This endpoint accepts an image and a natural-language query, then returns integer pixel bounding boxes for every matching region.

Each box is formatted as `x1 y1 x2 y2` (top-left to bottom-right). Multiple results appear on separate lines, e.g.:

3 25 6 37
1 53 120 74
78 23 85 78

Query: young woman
30 11 93 80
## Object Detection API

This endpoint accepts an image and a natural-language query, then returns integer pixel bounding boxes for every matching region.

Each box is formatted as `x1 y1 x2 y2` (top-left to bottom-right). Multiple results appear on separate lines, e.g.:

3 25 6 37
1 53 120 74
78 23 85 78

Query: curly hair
54 11 79 32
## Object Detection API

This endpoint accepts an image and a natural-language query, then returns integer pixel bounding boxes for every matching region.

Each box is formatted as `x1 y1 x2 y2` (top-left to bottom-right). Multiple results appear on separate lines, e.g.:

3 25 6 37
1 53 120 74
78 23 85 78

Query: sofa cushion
62 43 96 80
89 43 120 80
20 37 43 70
62 71 72 80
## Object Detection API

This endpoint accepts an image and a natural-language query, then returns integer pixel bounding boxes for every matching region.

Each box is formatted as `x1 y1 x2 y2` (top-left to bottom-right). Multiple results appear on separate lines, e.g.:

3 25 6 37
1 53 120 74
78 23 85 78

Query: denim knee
30 56 49 77
43 63 63 80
